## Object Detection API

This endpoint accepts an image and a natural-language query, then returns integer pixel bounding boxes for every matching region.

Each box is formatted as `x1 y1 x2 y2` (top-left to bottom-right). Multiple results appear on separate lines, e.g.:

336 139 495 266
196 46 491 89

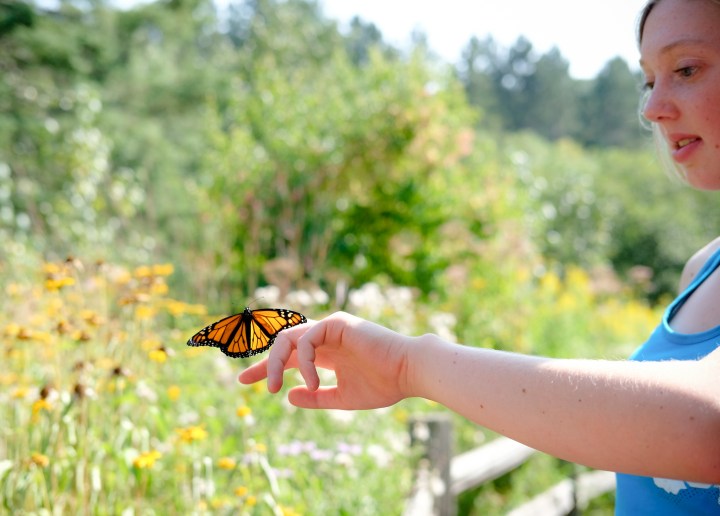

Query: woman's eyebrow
639 37 708 68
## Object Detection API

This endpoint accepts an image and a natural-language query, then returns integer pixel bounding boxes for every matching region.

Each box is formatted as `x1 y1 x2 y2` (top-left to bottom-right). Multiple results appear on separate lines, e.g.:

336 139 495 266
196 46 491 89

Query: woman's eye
676 66 698 78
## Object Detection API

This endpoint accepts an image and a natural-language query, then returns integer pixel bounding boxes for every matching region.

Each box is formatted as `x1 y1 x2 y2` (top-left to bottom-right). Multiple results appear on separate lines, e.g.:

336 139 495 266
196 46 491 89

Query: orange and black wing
187 307 306 358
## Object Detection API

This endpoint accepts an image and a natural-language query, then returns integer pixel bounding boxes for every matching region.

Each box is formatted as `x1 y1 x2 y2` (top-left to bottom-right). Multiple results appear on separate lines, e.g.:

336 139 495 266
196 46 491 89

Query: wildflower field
0 258 420 515
0 255 664 515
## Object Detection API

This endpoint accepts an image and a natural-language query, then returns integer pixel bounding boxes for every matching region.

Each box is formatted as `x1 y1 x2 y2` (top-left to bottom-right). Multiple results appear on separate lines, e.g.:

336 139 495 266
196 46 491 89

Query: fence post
408 414 455 516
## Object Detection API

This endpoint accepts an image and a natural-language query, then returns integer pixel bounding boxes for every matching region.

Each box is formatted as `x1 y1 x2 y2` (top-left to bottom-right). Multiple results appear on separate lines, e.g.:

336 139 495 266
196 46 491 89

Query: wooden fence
404 414 616 516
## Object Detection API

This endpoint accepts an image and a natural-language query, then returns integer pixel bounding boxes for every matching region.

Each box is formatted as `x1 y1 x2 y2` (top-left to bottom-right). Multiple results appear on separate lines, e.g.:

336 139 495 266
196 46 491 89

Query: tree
523 47 580 140
225 0 341 70
492 36 536 132
457 36 503 130
579 57 644 147
343 15 396 66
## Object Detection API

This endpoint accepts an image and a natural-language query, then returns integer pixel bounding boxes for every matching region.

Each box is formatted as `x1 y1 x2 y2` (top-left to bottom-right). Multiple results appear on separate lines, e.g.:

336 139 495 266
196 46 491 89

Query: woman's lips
670 135 702 163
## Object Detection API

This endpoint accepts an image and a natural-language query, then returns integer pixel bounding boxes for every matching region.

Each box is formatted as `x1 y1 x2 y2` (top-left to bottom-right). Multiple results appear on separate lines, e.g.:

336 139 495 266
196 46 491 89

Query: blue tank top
615 247 720 515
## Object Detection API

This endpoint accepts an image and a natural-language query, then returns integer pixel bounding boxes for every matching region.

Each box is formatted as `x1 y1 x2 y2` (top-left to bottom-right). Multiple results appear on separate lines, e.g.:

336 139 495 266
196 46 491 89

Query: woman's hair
636 0 720 183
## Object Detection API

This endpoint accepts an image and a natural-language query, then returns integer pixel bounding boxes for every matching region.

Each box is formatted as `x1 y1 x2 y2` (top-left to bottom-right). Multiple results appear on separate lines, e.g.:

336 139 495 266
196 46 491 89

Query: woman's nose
642 83 679 123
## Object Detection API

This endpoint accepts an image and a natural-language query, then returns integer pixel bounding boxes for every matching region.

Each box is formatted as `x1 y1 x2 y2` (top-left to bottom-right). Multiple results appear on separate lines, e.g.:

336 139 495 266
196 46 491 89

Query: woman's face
640 0 720 189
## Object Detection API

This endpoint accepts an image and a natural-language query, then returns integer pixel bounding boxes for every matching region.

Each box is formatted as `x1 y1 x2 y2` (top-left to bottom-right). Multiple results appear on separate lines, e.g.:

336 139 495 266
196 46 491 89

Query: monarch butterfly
187 307 307 358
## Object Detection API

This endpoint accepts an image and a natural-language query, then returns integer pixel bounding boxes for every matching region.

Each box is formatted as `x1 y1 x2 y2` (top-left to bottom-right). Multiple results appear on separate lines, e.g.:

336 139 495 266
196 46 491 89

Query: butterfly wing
187 307 306 358
186 312 248 357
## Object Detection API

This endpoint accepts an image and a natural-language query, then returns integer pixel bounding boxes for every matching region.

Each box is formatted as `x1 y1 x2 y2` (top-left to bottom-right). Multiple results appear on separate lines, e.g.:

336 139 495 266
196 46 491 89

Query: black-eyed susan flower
31 399 52 419
80 309 104 327
73 330 92 342
133 265 153 279
175 425 208 443
167 385 181 401
3 323 20 338
12 387 29 399
149 281 168 296
132 450 161 469
148 348 168 364
44 276 75 291
30 453 49 468
217 457 236 470
151 263 174 277
280 506 302 516
134 305 156 321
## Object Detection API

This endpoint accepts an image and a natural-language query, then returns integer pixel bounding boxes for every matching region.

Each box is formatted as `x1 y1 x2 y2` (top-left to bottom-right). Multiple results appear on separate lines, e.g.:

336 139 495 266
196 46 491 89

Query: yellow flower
167 385 181 401
30 453 49 468
134 265 152 278
149 281 169 296
151 263 174 276
16 327 34 341
187 303 207 316
392 408 409 424
165 300 188 316
217 457 236 470
132 450 162 469
176 425 208 443
234 485 249 497
250 382 264 394
45 297 64 318
236 405 252 418
80 310 103 326
55 320 73 335
112 269 132 285
12 387 29 399
5 282 22 296
44 277 75 291
32 399 52 415
72 330 92 342
140 338 161 350
42 262 62 275
148 348 168 363
135 305 156 320
3 323 20 337
540 271 562 296
246 496 257 506
280 506 302 516
0 372 19 385
32 331 53 345
210 498 230 510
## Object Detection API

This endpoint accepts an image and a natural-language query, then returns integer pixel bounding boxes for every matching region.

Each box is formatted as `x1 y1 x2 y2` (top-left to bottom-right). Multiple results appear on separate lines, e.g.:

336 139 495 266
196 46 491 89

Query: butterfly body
187 307 307 358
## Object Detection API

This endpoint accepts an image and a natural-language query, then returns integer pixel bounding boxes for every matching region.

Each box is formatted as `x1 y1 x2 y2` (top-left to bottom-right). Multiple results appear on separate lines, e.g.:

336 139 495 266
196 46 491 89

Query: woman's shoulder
679 236 720 292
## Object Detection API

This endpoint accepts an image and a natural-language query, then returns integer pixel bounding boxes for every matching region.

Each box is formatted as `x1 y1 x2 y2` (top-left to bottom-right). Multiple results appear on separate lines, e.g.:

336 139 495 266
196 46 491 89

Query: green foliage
592 148 720 299
202 44 476 297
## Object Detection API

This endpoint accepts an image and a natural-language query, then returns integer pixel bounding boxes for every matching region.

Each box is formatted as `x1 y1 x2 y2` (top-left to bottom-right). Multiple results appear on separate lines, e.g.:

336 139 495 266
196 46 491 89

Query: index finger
265 320 315 392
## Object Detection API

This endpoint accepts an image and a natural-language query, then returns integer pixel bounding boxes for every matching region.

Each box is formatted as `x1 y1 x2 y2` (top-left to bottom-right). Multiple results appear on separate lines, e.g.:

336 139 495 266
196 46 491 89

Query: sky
101 0 649 79
319 0 649 79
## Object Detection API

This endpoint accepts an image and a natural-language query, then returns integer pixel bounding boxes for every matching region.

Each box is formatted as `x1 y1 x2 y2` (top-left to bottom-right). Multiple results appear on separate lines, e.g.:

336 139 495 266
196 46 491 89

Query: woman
240 0 720 512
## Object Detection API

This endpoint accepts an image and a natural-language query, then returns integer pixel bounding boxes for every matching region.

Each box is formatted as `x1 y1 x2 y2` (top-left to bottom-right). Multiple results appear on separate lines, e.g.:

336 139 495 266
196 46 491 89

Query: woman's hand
238 311 414 410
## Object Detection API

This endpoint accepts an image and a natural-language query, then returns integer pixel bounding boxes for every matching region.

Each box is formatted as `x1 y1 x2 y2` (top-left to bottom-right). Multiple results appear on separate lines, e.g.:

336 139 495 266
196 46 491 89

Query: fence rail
405 414 615 515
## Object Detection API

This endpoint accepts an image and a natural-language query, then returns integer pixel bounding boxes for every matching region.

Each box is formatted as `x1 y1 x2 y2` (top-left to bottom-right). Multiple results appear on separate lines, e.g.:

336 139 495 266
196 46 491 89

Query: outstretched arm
238 311 720 484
